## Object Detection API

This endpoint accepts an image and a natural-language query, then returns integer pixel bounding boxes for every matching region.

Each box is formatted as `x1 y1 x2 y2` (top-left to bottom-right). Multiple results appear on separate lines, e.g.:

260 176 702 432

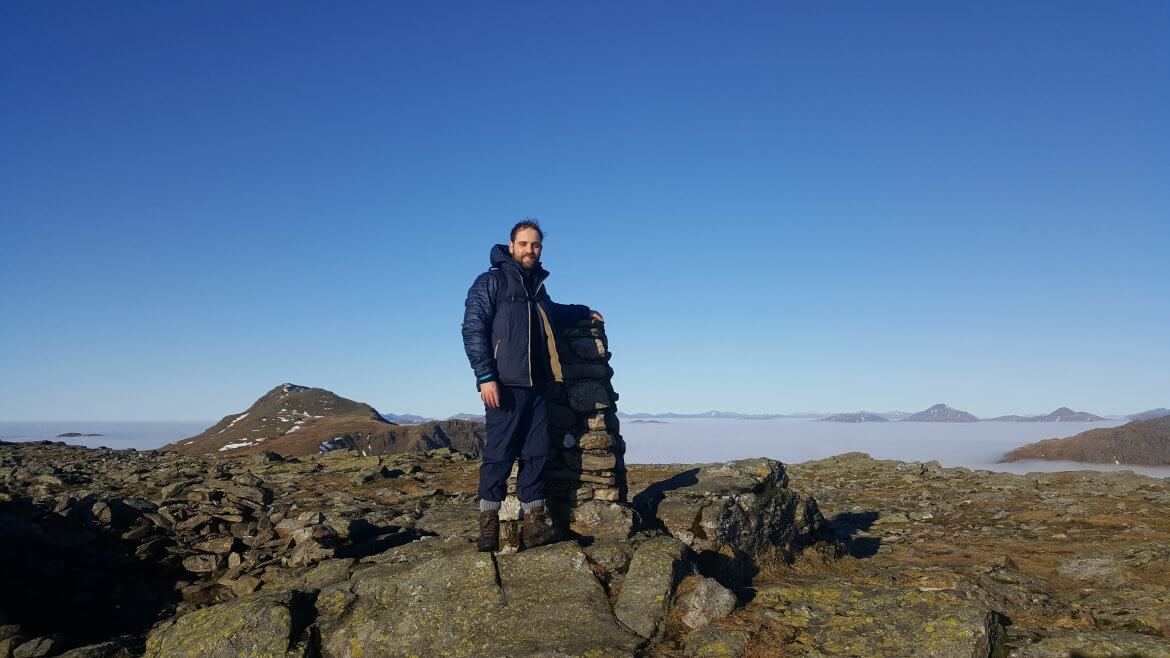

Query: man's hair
510 218 544 242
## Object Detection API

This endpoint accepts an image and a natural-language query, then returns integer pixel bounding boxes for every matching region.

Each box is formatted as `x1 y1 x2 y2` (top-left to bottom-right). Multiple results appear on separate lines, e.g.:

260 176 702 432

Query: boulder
227 575 262 597
143 591 314 658
679 577 738 630
647 458 833 559
613 537 690 639
181 554 223 574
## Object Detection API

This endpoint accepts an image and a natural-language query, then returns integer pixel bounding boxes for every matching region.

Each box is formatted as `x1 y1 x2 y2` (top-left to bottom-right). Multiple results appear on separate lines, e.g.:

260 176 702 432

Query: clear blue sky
2 2 1167 421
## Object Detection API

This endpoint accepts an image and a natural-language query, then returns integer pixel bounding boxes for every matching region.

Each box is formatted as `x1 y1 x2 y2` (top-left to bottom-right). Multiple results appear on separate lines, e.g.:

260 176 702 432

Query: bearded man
461 219 603 551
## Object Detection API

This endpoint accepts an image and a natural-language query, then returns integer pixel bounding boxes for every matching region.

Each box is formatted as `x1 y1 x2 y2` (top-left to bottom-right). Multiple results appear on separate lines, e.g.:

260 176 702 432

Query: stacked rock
495 318 627 546
501 318 626 506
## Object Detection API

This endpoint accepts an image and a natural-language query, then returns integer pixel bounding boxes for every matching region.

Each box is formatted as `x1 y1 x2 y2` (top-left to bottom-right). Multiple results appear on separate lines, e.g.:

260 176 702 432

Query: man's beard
513 255 538 269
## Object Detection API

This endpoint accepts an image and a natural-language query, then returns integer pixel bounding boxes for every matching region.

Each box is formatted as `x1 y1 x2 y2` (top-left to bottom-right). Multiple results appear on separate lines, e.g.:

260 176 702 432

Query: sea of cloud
4 417 1167 479
621 417 1170 478
0 421 213 451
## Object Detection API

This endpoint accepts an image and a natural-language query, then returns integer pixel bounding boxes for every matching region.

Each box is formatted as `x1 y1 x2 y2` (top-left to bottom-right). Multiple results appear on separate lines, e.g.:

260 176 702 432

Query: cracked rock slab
752 577 1003 658
613 536 690 639
317 541 642 657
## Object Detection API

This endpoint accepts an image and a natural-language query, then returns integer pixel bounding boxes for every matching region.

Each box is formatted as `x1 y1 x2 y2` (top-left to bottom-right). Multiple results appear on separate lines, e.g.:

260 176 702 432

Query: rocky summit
165 383 486 458
4 441 1170 657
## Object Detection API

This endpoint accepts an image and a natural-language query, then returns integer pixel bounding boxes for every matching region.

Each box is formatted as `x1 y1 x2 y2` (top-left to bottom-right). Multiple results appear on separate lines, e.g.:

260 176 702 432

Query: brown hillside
1001 415 1170 465
164 383 485 457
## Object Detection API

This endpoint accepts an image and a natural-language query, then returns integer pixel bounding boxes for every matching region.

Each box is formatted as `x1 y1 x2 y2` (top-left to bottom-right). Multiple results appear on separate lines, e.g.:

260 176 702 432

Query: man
461 219 603 552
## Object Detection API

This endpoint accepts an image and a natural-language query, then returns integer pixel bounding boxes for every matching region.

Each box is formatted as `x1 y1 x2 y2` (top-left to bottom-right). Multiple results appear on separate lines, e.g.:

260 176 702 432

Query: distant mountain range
617 411 801 420
983 407 1105 422
378 404 1155 425
165 384 485 457
381 412 486 424
380 412 432 425
820 412 889 423
1129 408 1170 421
616 407 989 421
1001 415 1170 466
614 405 1125 422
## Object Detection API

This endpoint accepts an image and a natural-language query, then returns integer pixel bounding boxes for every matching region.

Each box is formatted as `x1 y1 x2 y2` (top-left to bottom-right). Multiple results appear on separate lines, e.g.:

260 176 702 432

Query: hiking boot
520 506 558 550
477 509 500 552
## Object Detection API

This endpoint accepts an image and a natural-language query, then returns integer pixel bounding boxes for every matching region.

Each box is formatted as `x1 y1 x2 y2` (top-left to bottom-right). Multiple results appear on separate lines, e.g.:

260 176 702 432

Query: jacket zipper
526 272 535 384
512 268 548 387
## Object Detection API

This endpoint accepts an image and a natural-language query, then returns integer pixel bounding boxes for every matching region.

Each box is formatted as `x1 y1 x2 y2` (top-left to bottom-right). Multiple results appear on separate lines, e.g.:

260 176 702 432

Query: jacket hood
490 243 546 277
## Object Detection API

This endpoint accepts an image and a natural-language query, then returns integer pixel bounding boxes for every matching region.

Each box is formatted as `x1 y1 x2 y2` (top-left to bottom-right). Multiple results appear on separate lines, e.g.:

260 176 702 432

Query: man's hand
480 381 501 409
591 310 605 323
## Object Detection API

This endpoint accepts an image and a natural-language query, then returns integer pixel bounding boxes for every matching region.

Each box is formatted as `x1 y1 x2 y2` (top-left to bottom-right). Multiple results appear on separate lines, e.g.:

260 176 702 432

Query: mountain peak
259 383 312 400
166 384 386 455
165 384 486 458
905 403 978 422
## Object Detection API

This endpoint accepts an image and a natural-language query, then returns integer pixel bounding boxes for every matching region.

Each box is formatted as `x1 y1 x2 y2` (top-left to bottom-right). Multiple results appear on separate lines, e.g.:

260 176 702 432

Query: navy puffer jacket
462 244 592 389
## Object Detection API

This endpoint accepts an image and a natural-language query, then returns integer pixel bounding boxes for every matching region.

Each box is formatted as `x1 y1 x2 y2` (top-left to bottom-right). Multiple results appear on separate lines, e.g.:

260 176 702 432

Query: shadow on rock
0 495 184 650
630 468 700 532
828 510 882 558
330 520 430 559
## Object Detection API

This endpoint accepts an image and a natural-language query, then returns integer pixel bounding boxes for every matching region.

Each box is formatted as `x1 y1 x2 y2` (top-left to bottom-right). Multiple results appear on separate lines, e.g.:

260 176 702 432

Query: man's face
508 227 542 269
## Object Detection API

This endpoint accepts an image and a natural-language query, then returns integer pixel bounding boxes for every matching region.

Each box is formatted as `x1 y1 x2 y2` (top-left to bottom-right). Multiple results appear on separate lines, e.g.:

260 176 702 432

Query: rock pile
544 318 626 504
0 441 465 655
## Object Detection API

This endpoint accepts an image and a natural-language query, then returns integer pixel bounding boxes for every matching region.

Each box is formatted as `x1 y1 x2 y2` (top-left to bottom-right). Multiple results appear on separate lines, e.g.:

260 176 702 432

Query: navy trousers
478 384 550 503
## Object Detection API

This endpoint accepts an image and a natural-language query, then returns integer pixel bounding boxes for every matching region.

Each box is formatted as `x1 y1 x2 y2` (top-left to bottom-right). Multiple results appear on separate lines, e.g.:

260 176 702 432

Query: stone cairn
499 318 627 542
